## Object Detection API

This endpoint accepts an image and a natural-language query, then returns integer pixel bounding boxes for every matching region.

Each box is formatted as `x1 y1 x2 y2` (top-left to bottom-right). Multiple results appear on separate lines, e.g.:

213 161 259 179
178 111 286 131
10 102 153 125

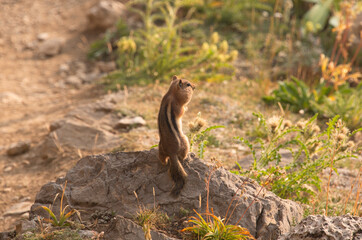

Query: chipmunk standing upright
158 75 195 196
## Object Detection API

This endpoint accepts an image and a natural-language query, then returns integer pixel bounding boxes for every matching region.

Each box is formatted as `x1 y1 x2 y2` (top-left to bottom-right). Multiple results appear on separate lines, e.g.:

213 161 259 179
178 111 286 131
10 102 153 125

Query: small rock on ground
4 202 33 216
114 116 146 129
37 38 64 57
6 141 30 156
87 0 126 30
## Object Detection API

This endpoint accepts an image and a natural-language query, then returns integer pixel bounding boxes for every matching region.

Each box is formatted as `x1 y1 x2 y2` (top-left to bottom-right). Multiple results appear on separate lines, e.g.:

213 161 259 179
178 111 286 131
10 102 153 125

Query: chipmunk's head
171 75 195 104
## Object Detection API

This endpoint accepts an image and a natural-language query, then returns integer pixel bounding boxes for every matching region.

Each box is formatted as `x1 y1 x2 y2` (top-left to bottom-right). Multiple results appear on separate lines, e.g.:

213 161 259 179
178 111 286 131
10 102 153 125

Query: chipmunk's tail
169 155 187 196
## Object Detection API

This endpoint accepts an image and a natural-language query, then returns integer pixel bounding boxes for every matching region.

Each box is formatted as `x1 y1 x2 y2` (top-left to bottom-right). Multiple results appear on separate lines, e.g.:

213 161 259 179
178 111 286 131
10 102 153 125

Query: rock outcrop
30 149 303 239
279 214 362 240
34 93 148 159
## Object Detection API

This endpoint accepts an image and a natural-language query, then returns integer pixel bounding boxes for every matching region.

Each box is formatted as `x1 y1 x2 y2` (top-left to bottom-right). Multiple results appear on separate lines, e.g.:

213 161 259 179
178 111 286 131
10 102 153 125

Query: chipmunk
158 75 195 196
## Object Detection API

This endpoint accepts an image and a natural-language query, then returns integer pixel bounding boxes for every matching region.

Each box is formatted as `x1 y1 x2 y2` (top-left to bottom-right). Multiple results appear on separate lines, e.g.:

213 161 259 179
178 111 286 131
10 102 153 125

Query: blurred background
0 0 361 237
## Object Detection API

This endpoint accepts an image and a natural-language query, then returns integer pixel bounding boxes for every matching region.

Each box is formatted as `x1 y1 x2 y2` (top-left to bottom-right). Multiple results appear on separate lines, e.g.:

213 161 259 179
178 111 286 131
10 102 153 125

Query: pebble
6 141 30 156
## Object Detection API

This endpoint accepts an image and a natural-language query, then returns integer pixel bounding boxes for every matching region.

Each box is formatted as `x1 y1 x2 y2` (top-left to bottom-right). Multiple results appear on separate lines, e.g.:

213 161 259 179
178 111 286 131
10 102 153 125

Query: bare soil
0 0 104 231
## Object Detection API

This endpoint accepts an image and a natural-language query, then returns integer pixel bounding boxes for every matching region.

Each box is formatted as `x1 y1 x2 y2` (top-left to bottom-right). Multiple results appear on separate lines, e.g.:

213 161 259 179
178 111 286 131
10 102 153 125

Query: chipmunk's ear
172 75 178 81
179 79 183 87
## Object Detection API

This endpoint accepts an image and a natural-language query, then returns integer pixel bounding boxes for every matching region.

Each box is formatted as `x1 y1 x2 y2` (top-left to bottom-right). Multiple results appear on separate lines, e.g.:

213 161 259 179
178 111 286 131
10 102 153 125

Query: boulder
35 94 125 158
87 1 126 30
279 214 362 240
30 149 303 239
6 141 30 156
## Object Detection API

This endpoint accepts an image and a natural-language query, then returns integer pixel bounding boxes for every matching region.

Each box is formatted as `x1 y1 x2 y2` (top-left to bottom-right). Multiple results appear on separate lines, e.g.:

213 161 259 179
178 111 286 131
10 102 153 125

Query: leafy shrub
232 113 360 203
263 77 331 113
188 113 224 159
41 181 79 227
313 83 362 130
264 78 362 130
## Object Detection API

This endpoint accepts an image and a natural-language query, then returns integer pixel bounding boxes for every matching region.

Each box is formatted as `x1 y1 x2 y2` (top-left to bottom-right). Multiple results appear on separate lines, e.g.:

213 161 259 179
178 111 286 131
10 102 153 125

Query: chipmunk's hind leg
158 142 169 165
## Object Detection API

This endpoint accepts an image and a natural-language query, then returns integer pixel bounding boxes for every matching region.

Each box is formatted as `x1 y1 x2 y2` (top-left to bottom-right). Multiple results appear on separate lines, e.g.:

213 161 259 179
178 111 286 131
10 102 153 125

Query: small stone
3 165 12 172
0 92 23 104
20 212 29 219
37 32 49 41
97 61 116 73
59 63 70 73
87 0 126 30
75 61 87 72
114 117 146 129
4 202 33 216
2 188 12 193
78 230 98 238
82 71 101 83
65 76 82 87
38 38 64 57
49 120 65 132
7 141 30 156
16 219 37 234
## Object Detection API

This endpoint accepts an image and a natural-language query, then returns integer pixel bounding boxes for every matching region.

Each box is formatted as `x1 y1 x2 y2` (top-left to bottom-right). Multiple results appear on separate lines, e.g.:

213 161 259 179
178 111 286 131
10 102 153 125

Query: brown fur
158 75 195 196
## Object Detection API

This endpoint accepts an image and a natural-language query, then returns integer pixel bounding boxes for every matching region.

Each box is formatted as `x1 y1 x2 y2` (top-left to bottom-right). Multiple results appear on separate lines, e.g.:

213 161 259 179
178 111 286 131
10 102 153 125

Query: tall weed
233 113 360 203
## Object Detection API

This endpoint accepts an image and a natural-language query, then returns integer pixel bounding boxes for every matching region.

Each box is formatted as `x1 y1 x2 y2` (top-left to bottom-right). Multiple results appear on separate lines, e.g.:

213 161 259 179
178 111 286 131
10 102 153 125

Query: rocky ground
0 0 361 239
0 0 104 231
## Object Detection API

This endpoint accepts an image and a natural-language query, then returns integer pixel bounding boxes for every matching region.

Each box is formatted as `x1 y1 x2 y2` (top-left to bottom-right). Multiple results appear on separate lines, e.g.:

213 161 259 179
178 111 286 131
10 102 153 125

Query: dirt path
0 0 104 231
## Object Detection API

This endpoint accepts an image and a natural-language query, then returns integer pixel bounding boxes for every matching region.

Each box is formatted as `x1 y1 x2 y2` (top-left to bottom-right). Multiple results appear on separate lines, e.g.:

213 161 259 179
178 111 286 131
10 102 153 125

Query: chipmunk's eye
187 83 191 87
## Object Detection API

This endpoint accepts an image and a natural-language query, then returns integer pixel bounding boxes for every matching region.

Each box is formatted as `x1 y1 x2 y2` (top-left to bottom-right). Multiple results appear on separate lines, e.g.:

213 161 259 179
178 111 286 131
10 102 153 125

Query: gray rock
35 95 124 158
82 71 102 83
65 76 82 87
4 202 33 216
15 219 37 234
96 61 116 73
279 215 362 240
105 216 178 240
6 141 30 156
31 149 303 239
114 116 146 129
38 38 64 57
49 119 65 132
59 63 70 74
78 230 98 238
87 1 126 30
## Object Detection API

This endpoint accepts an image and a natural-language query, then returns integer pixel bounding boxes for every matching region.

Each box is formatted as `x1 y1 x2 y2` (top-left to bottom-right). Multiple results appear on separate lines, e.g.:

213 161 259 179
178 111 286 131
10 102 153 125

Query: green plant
88 20 129 60
135 207 169 240
313 83 362 130
182 210 254 240
41 181 79 227
263 77 331 113
233 113 360 203
188 113 224 159
133 190 170 240
181 164 255 240
264 78 362 130
99 0 237 89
